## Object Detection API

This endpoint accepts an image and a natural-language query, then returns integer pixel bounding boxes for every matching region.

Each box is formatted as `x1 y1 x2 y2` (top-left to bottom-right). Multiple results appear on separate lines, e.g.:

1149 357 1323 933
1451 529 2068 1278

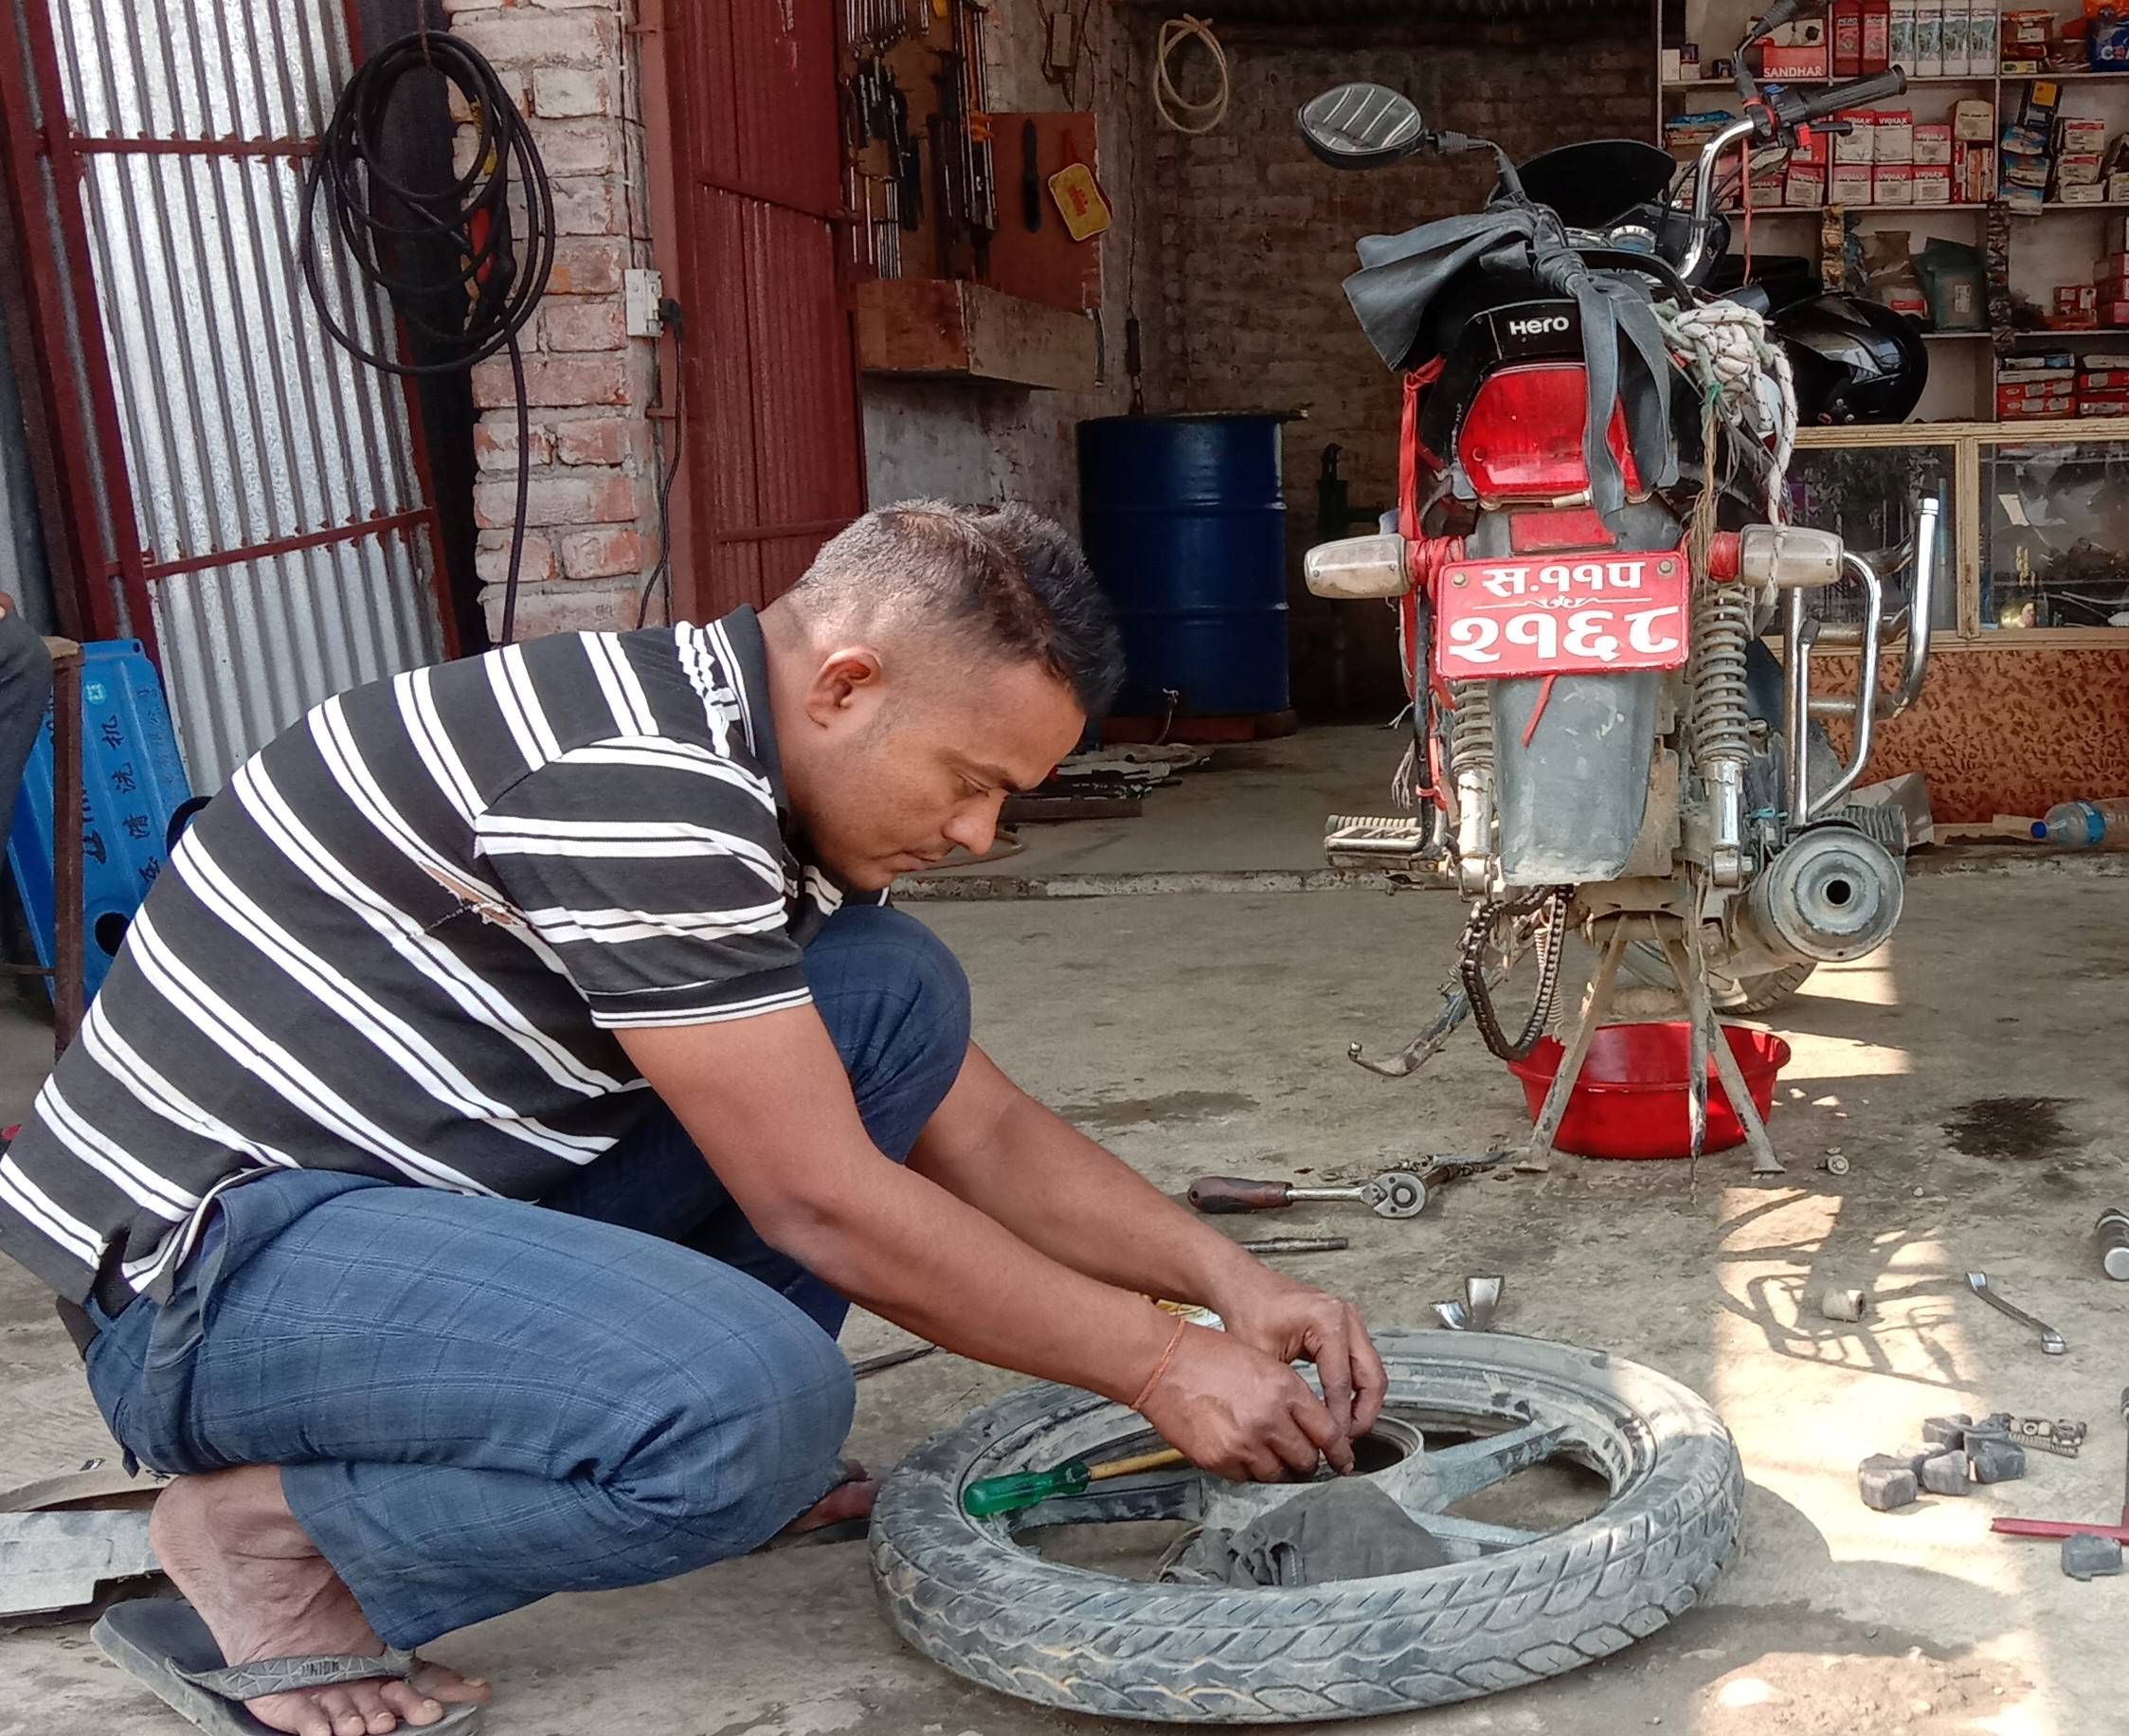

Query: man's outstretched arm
618 1008 1362 1479
909 1043 1387 1439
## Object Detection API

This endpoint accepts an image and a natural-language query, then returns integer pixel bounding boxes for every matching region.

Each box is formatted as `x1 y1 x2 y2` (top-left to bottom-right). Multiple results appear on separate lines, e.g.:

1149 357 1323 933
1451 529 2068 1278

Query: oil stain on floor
1942 1096 2079 1161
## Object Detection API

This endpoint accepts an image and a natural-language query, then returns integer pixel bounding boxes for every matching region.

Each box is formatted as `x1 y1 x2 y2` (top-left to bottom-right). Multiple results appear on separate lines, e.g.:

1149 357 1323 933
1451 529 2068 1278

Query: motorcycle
1298 8 1941 1175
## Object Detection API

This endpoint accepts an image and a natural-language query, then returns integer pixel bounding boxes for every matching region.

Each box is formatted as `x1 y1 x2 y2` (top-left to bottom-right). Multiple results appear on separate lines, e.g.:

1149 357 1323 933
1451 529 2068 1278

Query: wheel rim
892 1330 1700 1586
872 1330 1741 1722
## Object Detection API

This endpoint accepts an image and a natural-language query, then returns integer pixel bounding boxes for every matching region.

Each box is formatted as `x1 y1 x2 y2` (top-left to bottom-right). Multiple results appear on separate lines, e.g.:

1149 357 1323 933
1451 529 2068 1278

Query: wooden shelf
1665 74 1992 89
852 279 1097 391
1719 202 1985 214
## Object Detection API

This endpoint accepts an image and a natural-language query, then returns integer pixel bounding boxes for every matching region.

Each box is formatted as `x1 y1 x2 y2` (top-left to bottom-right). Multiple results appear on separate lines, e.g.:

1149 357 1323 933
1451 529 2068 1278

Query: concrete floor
5 875 2129 1735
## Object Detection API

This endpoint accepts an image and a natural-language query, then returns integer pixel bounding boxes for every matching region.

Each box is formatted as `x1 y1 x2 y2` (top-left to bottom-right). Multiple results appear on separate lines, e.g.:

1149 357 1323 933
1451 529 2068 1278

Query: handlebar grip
1795 69 1907 122
1186 1176 1293 1214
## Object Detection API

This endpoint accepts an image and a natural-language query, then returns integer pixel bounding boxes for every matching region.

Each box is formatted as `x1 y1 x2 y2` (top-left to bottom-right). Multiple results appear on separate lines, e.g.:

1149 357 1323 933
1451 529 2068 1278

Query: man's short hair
788 500 1126 715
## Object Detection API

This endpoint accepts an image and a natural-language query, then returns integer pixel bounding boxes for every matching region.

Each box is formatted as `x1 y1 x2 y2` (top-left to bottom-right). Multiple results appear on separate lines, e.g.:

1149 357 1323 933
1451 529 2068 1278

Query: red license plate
1433 550 1691 681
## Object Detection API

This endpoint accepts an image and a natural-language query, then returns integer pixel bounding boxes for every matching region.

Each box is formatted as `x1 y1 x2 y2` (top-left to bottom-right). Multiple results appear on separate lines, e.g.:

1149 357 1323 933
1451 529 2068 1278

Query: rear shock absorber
1449 678 1496 898
1690 581 1754 888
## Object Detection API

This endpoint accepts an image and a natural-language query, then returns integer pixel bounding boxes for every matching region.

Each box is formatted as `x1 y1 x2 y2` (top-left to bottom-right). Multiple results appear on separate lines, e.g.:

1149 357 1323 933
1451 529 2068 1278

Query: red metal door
668 2 865 619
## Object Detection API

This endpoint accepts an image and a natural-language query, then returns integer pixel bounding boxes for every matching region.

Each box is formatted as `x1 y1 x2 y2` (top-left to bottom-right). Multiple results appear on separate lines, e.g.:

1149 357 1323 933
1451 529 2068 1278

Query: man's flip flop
93 1600 481 1735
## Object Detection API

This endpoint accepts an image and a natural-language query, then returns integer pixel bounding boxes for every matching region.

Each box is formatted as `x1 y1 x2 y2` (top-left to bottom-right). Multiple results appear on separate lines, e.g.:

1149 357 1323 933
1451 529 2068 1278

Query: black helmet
1772 295 1929 425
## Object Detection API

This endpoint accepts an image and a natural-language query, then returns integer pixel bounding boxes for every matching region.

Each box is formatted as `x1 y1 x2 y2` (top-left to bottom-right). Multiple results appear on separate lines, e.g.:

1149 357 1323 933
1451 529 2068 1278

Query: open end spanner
1967 1272 2066 1356
1189 1171 1428 1219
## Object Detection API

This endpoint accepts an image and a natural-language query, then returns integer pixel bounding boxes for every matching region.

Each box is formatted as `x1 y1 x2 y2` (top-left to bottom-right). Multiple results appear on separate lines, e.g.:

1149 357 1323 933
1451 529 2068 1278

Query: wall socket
623 268 665 338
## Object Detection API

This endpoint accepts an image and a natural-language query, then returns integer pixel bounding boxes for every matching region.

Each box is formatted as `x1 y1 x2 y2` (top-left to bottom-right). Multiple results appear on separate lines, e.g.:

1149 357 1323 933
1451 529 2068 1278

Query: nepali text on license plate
1432 551 1690 681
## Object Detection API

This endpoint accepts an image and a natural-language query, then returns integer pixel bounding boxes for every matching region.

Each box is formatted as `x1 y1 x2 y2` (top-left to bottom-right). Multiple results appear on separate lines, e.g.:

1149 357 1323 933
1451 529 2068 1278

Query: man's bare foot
777 1461 880 1537
150 1468 491 1736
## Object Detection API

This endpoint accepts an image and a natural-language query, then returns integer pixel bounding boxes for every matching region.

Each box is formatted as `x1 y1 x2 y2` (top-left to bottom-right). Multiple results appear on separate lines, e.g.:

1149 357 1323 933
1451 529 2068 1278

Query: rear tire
871 1330 1742 1723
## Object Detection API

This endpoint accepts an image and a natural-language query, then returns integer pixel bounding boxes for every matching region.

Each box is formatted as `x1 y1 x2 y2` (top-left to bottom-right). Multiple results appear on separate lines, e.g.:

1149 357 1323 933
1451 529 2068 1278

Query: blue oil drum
1077 414 1291 716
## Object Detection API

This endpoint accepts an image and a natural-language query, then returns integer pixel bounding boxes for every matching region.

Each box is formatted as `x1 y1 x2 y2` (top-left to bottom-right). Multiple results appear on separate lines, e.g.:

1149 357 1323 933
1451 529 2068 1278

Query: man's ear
803 644 886 726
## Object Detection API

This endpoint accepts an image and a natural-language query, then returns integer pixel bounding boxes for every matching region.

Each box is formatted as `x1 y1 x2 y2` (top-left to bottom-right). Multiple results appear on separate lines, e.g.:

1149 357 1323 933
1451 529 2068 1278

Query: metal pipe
1807 552 1884 819
1679 117 1756 281
1784 586 1811 824
1879 493 1939 719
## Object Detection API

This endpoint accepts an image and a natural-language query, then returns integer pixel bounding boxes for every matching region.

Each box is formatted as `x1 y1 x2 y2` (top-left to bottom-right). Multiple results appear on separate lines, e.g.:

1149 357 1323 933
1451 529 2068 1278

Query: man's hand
1135 1325 1355 1482
1210 1269 1388 1459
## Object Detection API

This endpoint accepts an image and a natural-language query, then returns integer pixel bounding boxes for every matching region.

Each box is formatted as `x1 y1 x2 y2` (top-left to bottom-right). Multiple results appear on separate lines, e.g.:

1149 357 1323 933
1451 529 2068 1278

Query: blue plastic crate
7 640 192 1006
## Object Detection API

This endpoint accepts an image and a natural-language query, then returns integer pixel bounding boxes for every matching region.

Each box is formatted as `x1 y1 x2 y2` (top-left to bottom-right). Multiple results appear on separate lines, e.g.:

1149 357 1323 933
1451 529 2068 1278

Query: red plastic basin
1506 1022 1792 1161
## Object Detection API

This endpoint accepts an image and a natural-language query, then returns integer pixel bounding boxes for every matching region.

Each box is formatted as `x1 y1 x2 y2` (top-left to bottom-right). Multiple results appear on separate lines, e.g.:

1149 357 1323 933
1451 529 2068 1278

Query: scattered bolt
1818 1286 1870 1322
1819 1153 1852 1176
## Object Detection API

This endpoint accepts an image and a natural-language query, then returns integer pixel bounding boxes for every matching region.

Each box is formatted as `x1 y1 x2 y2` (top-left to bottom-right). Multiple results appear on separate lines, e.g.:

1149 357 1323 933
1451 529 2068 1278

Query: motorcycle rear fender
1469 503 1678 887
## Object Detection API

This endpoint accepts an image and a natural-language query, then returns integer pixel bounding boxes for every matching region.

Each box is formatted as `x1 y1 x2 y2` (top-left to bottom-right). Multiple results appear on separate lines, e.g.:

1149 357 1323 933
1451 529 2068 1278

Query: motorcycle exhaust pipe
1740 824 1904 965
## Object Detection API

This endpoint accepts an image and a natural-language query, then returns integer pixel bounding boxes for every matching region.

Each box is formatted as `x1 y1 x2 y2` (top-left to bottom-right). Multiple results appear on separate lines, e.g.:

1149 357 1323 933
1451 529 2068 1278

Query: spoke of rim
1009 1474 1206 1528
1404 1420 1571 1511
1417 1512 1550 1558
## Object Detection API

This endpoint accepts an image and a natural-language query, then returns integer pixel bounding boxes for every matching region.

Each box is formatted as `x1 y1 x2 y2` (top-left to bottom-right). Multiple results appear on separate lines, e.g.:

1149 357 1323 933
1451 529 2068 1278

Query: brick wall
442 0 659 639
1145 9 1654 716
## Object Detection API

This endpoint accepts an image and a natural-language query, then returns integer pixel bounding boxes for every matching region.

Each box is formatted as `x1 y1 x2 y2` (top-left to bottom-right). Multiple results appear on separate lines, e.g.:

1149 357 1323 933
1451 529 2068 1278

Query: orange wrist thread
1131 1316 1190 1412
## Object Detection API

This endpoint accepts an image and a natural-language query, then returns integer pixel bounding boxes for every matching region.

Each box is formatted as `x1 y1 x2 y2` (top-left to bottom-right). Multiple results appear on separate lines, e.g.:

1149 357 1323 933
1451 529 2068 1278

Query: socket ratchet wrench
1189 1170 1429 1219
1966 1271 2066 1356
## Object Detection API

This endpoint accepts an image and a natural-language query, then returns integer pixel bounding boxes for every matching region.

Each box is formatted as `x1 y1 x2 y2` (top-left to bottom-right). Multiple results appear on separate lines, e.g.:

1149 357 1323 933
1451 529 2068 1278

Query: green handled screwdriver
964 1446 1190 1517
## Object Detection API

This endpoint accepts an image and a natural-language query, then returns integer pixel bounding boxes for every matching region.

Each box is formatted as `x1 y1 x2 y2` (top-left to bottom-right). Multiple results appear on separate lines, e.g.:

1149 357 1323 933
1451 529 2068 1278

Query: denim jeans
80 904 969 1647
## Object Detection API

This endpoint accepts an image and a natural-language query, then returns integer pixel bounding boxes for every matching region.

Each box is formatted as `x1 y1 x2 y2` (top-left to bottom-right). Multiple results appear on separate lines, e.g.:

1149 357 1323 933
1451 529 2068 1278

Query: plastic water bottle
2031 798 2129 849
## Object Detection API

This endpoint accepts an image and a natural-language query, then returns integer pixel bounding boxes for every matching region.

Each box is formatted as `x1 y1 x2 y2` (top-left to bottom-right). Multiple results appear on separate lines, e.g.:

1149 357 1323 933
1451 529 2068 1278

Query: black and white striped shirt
0 608 880 1307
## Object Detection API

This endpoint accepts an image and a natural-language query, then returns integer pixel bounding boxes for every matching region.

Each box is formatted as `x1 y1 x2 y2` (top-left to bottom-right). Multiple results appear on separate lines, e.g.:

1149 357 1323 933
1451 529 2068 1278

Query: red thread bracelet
1131 1316 1190 1412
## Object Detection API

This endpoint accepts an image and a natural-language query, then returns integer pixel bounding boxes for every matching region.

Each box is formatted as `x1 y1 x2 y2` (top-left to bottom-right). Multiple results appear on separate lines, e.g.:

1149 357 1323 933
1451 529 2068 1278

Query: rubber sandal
93 1600 482 1734
753 1458 876 1553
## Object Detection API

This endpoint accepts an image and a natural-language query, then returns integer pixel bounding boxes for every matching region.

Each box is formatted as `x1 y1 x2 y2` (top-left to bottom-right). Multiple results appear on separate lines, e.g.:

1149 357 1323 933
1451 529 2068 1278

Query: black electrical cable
636 303 685 630
298 29 554 647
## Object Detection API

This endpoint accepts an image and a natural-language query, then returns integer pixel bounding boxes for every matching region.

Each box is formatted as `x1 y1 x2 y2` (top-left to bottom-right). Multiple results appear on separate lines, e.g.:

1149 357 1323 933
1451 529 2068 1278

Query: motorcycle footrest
1325 813 1435 868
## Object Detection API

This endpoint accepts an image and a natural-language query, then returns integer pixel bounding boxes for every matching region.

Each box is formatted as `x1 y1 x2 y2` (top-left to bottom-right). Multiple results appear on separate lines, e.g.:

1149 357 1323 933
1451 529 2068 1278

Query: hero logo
1506 314 1572 336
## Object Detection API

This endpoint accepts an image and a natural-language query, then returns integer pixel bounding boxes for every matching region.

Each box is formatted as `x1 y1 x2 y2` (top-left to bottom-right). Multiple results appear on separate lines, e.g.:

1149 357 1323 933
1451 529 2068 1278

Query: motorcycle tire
871 1329 1741 1724
1621 940 1816 1015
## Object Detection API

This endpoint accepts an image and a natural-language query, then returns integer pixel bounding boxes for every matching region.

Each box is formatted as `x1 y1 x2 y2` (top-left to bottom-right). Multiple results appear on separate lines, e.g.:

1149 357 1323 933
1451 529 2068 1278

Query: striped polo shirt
0 607 881 1308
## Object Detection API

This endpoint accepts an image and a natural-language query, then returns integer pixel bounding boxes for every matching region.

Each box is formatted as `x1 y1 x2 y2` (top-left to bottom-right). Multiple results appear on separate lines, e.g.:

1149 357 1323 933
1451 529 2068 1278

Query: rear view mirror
1296 83 1427 169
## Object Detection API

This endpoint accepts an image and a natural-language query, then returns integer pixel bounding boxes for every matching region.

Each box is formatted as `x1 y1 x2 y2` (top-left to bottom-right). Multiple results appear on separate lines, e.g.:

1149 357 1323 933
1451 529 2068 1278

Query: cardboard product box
1915 0 1945 75
2001 9 2056 59
2002 183 2047 212
1748 170 1788 207
2002 153 2052 189
1874 112 1916 162
1864 0 1892 69
1874 164 1917 204
2100 250 2129 280
1888 0 1919 68
1999 402 2077 420
1761 43 1831 78
1957 0 1991 74
2055 153 2106 186
1914 123 1953 165
2058 116 2109 154
1959 143 1997 201
1954 99 1995 142
2058 181 2109 203
1661 47 1683 81
1914 165 1954 203
1831 162 1876 202
2055 282 2101 320
2077 391 2129 414
2080 368 2129 388
2109 172 2129 202
2019 81 2064 131
1834 0 1866 74
1835 118 1877 163
1785 163 1829 207
1790 125 1827 164
2107 298 2129 325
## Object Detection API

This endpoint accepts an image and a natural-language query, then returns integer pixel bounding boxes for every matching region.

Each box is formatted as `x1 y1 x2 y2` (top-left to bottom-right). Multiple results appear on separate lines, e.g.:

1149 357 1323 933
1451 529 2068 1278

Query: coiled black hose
298 30 553 646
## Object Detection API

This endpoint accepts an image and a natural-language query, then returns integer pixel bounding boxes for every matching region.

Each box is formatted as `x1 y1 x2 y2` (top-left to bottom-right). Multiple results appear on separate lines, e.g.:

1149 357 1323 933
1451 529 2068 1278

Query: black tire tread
871 1332 1742 1723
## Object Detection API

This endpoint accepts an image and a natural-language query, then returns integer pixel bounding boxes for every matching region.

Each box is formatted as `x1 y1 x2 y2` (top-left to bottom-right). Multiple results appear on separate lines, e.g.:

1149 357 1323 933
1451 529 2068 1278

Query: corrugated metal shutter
3 0 450 790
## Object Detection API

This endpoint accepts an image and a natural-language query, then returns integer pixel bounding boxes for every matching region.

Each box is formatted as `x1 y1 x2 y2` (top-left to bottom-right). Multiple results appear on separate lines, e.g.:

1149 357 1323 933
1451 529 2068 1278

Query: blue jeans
80 905 969 1648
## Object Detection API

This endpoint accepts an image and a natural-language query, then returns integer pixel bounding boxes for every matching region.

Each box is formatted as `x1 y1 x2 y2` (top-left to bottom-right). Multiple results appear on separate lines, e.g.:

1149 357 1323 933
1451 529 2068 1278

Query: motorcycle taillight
1456 363 1637 502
